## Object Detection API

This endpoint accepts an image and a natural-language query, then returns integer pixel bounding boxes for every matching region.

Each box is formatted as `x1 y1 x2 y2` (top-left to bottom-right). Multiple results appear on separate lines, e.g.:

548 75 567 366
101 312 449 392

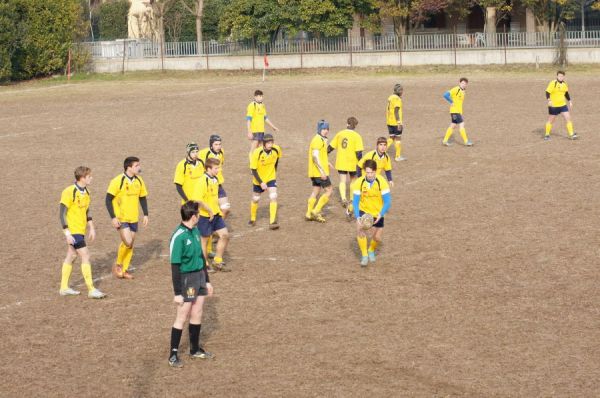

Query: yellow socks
214 256 223 265
460 128 469 144
357 236 368 257
60 263 73 290
206 235 213 256
566 121 574 136
368 240 379 253
81 263 95 291
313 194 329 213
122 247 134 273
395 141 401 157
250 201 258 222
339 182 347 202
545 123 552 136
443 127 453 143
117 242 127 265
306 197 316 217
269 202 277 223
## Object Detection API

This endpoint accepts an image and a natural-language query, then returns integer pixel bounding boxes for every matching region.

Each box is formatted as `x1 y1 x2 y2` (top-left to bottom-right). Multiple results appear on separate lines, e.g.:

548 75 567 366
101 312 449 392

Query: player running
358 137 394 187
544 70 578 141
351 159 392 267
249 134 282 230
328 116 364 208
106 157 149 280
386 83 406 161
306 120 333 223
246 89 279 155
442 78 473 147
58 166 106 299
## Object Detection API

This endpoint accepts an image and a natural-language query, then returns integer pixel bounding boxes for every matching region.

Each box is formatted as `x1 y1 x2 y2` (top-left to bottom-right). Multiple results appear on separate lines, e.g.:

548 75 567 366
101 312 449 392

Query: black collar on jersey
209 149 222 156
75 183 86 193
186 157 198 165
119 174 140 190
124 172 136 181
204 172 217 180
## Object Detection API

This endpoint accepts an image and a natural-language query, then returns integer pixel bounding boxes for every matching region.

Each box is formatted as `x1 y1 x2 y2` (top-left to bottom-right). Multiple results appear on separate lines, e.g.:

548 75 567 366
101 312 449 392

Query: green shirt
169 224 205 273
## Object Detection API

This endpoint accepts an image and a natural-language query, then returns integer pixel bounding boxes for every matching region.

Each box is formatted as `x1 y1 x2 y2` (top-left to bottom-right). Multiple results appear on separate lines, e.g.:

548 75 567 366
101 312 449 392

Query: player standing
174 143 203 206
352 159 392 267
249 134 282 230
246 89 279 155
306 120 333 223
386 83 406 161
59 166 106 298
358 137 394 187
106 156 149 280
168 201 214 368
328 117 364 208
544 70 578 140
197 158 230 272
442 78 473 147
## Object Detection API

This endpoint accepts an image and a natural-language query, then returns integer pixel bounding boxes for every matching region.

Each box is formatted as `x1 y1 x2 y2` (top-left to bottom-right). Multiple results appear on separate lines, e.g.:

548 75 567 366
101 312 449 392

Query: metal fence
86 31 600 59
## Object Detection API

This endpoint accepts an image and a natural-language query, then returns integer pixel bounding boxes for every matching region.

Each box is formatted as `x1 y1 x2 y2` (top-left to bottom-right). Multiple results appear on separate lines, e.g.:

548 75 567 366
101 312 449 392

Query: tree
472 0 511 33
98 0 129 40
179 0 205 52
521 0 578 32
0 1 20 81
219 0 286 42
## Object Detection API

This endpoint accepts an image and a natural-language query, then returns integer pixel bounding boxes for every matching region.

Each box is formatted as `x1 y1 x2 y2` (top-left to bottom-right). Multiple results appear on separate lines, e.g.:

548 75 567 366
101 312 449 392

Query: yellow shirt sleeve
379 176 391 193
138 176 148 197
384 155 392 172
174 160 185 185
329 133 339 149
355 133 364 152
246 102 254 120
60 186 73 207
107 176 121 196
545 80 555 94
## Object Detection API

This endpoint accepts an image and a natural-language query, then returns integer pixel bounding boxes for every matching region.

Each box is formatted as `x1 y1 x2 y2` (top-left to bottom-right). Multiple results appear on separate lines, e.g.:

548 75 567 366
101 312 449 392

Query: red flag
263 54 269 68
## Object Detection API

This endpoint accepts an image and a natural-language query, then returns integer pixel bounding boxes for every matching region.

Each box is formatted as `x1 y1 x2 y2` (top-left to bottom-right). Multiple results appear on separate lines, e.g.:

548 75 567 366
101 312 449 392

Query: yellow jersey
107 174 148 223
173 158 204 204
198 173 221 217
329 129 364 172
386 94 403 125
198 148 225 184
358 150 392 176
60 184 90 235
447 86 465 114
308 134 329 178
546 80 569 107
351 175 391 217
246 101 267 133
250 144 281 185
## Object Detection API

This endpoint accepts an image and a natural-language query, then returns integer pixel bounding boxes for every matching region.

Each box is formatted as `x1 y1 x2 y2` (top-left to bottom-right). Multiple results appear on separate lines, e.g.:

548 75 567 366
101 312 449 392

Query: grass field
1 69 599 397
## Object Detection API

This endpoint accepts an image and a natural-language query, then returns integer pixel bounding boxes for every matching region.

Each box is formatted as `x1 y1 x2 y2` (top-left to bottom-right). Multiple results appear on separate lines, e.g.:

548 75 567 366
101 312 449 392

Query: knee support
269 191 278 201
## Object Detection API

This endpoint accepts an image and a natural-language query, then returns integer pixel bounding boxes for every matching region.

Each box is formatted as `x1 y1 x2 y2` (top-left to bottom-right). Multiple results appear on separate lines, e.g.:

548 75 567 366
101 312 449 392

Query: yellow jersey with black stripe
198 173 221 217
351 175 390 216
107 174 148 223
250 144 281 185
448 86 465 114
386 94 403 125
308 134 329 178
60 184 90 235
198 148 225 184
329 129 364 172
546 80 569 107
358 150 392 176
246 101 267 133
173 159 204 204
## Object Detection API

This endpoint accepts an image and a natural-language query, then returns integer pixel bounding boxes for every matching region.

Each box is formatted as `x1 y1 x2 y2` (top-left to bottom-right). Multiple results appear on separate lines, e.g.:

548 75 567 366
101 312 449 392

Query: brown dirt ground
1 72 599 397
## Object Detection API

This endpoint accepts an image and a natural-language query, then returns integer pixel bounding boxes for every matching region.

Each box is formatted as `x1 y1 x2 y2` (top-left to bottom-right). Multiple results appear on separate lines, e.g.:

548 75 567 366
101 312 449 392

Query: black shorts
71 234 86 250
198 215 227 237
451 113 464 124
119 222 139 232
252 132 265 141
253 180 277 193
337 170 357 178
548 105 569 115
182 271 208 302
218 185 227 198
311 177 332 188
387 125 403 136
359 210 384 228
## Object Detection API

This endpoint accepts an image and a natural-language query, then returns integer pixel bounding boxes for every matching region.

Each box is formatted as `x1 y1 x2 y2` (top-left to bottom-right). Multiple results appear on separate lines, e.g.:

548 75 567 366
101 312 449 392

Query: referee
168 201 214 368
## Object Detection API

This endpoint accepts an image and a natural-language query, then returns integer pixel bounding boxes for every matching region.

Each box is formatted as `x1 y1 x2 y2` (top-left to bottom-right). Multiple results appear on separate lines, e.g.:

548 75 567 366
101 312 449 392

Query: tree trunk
195 0 204 55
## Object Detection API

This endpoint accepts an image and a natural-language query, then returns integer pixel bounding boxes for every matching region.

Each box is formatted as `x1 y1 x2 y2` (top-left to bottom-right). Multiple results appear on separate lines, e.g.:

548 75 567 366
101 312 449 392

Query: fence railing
85 31 600 59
